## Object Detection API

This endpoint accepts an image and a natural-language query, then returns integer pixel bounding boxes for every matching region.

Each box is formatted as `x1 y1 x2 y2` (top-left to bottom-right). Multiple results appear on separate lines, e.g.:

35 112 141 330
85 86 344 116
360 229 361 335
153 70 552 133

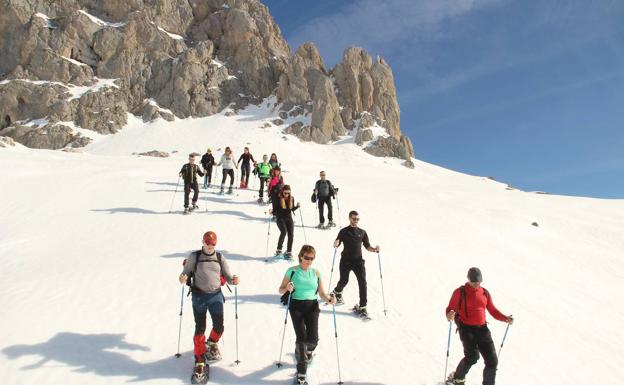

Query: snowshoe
183 207 191 215
275 249 283 257
227 186 234 195
327 221 336 227
283 252 293 260
352 304 372 321
189 204 199 212
293 372 308 385
445 372 465 385
218 187 225 195
316 223 325 229
190 361 209 384
205 341 222 362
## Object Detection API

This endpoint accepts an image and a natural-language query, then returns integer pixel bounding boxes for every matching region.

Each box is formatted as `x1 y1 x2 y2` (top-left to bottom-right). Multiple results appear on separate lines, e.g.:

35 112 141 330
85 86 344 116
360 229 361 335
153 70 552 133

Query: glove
253 168 258 176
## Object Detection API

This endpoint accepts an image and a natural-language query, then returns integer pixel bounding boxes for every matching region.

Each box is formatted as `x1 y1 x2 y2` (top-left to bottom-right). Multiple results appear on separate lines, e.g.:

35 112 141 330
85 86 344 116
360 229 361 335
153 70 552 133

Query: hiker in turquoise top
278 245 336 384
254 154 272 203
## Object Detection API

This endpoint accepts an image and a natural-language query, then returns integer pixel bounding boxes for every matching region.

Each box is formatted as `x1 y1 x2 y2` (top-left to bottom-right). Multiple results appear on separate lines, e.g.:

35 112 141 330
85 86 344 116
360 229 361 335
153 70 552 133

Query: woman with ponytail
269 184 300 259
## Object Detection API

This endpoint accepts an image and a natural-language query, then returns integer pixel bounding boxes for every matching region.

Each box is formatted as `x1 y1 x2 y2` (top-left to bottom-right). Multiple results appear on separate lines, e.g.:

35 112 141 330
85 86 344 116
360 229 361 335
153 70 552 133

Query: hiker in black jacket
313 171 337 228
179 153 204 213
237 146 255 189
269 184 300 259
200 148 215 189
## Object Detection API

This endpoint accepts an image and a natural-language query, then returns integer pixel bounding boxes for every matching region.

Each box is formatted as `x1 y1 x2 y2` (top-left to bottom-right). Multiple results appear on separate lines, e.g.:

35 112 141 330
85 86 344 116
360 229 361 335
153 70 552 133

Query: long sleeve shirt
445 283 508 326
181 250 234 294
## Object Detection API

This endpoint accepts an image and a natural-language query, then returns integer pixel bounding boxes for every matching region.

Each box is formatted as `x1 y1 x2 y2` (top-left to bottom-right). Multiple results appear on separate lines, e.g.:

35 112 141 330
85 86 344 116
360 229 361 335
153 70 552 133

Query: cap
203 231 217 246
207 148 212 153
467 267 482 283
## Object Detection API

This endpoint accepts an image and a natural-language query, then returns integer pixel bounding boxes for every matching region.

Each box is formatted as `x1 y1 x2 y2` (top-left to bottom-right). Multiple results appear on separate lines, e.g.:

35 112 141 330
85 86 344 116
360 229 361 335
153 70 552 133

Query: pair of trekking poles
174 285 241 365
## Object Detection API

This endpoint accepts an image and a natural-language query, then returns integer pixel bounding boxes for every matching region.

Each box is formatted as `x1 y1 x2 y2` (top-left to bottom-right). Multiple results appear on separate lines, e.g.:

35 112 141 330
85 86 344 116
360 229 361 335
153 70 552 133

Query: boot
205 340 222 361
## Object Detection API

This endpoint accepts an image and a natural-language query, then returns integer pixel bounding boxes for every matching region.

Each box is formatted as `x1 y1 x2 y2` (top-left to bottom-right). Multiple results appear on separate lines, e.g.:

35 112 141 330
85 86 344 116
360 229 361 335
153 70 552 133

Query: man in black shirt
179 153 205 214
313 170 336 228
332 210 380 317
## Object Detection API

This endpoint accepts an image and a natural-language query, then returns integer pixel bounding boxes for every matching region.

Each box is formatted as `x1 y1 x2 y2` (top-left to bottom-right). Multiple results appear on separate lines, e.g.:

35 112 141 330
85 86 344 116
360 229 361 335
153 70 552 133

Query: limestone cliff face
0 0 413 165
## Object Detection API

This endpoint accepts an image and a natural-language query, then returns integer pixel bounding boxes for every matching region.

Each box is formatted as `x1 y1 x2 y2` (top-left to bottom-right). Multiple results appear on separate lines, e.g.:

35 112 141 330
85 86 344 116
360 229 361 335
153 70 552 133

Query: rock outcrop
0 0 413 164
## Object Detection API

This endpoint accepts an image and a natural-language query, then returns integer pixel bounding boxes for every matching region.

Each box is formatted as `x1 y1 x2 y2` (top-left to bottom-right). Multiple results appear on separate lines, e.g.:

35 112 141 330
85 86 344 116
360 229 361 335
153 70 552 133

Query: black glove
253 168 258 176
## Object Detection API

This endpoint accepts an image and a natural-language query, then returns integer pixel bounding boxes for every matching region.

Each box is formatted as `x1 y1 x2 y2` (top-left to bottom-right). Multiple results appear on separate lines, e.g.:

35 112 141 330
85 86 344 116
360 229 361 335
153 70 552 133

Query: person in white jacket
217 146 238 194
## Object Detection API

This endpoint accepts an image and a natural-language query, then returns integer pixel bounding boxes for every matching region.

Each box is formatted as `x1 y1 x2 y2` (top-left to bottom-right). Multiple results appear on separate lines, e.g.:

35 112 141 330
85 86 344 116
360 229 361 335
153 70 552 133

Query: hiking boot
354 304 368 317
331 290 344 304
295 372 307 385
446 372 465 385
205 341 222 361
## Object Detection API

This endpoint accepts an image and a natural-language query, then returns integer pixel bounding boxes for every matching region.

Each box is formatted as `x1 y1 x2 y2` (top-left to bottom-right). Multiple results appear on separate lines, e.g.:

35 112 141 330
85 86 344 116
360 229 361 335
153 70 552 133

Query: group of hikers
175 147 513 385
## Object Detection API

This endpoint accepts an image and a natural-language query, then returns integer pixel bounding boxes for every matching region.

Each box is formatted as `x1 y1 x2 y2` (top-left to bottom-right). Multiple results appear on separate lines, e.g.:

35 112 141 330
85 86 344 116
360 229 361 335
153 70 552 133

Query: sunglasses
350 217 360 221
303 255 315 261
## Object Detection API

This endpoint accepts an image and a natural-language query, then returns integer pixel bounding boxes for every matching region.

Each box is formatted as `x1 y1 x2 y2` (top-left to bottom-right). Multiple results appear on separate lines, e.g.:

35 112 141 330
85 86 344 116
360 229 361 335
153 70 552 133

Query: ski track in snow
0 101 623 385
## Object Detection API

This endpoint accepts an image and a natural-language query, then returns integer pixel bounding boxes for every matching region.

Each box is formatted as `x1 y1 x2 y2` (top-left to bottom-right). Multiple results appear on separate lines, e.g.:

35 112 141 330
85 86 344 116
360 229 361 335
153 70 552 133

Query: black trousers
334 258 367 307
202 166 213 186
241 164 250 185
221 168 234 186
317 195 333 223
289 299 319 374
276 216 294 252
184 181 199 207
259 177 268 198
454 324 498 385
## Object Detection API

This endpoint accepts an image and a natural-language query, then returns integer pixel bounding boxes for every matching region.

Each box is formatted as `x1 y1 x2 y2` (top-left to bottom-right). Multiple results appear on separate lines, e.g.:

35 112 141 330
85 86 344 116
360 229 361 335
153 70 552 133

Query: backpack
455 285 490 327
280 268 320 305
186 250 227 295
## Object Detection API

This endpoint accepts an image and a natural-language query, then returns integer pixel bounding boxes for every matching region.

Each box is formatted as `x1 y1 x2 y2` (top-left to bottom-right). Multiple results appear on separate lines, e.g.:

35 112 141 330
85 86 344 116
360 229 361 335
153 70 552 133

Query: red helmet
203 231 217 246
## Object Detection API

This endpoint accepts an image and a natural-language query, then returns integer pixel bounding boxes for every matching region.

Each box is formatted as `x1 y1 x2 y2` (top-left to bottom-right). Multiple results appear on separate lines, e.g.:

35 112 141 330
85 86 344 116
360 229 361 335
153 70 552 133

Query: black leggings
289 299 320 374
276 216 294 252
334 258 367 307
259 177 268 198
241 164 250 185
221 168 234 186
202 166 213 186
455 324 498 385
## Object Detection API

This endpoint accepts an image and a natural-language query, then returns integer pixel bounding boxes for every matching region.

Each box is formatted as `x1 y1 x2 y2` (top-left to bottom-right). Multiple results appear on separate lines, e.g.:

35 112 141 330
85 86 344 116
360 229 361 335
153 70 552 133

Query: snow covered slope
1 101 623 385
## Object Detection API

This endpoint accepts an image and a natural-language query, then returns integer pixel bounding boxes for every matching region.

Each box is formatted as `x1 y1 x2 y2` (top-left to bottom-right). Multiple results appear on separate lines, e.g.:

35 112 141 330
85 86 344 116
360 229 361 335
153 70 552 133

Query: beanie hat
467 267 483 283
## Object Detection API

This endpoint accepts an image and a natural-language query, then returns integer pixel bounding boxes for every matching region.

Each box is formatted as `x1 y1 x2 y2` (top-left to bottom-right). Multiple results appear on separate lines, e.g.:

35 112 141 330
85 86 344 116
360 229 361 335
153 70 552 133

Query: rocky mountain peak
0 0 413 166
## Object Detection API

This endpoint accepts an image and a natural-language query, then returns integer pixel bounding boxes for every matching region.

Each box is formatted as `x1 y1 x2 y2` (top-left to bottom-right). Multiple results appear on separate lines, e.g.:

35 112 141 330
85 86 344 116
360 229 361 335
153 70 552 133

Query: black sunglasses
350 217 360 221
303 255 315 261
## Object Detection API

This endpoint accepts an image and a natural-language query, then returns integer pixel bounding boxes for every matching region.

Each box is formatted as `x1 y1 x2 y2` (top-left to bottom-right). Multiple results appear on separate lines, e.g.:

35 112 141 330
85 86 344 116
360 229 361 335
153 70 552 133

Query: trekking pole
276 293 292 367
298 207 308 244
443 320 452 382
332 304 345 384
168 176 181 213
377 252 388 316
175 285 185 357
327 248 338 292
264 213 272 262
335 194 341 227
498 316 512 359
234 286 240 364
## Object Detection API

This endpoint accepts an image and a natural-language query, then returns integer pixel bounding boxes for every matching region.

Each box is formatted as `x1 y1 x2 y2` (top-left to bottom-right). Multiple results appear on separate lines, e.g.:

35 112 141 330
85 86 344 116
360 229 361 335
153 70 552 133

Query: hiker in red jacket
445 267 513 385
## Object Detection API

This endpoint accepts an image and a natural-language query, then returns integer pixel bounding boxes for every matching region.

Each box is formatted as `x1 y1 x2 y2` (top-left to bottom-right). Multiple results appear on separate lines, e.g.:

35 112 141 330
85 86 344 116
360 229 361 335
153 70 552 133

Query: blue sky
262 0 624 198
